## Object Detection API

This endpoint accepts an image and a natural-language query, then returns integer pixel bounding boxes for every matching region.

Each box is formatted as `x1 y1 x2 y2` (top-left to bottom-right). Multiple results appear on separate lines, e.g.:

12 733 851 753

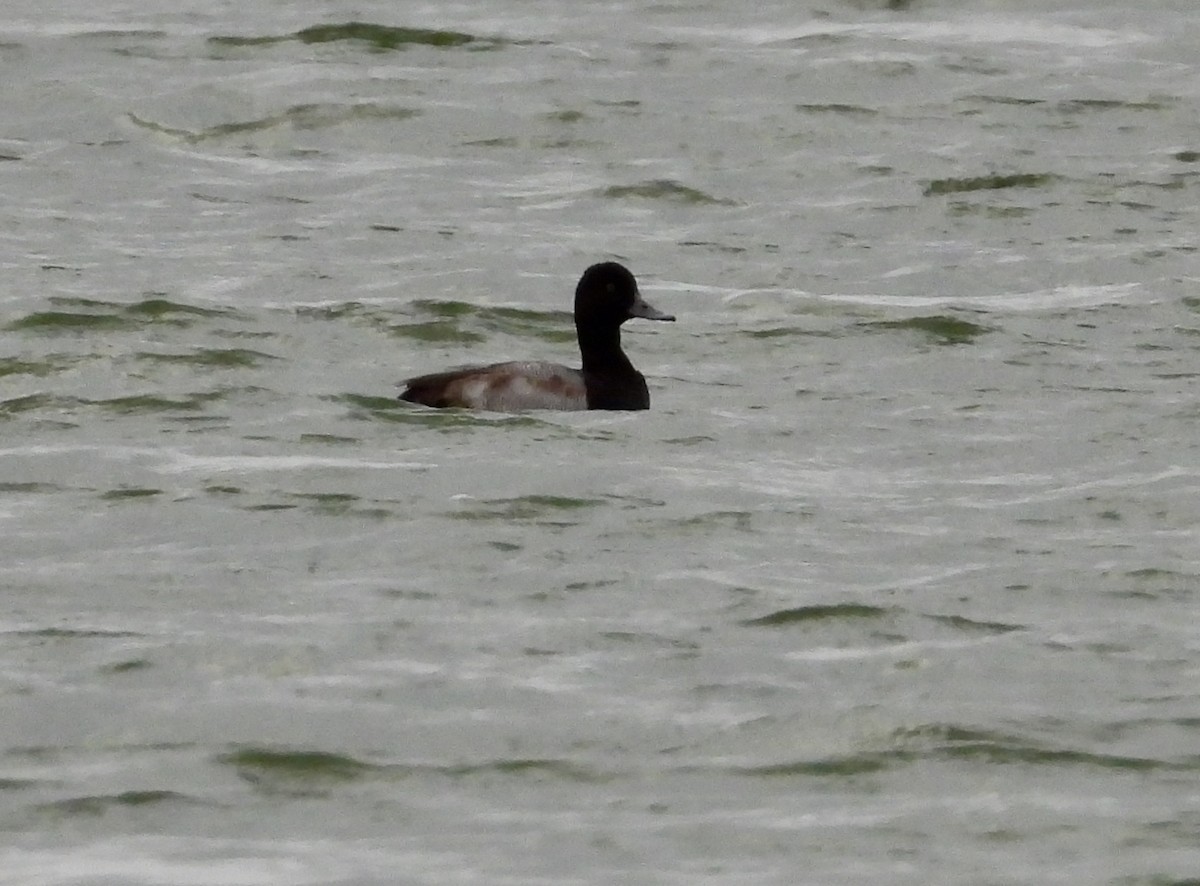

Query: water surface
2 1 1198 883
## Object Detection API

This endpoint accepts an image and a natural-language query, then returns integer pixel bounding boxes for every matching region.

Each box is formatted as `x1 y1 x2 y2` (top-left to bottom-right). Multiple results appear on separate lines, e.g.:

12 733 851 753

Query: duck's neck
577 322 633 375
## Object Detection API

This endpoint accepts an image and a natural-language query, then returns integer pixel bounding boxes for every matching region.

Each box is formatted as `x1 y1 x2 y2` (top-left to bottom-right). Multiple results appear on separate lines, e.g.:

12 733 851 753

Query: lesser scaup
398 262 674 411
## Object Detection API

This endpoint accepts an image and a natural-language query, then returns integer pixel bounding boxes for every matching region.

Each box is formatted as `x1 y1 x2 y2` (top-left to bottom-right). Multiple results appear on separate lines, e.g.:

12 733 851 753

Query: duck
398 262 674 411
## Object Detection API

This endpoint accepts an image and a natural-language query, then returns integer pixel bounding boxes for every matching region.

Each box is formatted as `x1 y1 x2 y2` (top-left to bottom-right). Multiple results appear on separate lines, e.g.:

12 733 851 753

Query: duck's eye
606 283 615 293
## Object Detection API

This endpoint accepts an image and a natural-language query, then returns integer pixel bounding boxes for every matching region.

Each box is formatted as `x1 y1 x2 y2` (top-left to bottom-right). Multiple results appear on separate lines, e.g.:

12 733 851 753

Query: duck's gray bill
630 293 675 322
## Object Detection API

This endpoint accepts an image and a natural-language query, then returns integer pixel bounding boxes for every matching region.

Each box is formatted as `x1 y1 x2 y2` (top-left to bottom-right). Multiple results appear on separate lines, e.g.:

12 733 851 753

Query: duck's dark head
575 262 675 327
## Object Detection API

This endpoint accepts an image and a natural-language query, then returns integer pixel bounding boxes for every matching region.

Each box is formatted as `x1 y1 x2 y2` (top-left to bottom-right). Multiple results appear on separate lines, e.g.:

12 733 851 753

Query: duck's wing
398 361 587 412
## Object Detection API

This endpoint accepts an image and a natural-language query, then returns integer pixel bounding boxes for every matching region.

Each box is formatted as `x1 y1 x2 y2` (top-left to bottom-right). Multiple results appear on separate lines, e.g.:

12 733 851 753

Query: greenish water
2 1 1198 884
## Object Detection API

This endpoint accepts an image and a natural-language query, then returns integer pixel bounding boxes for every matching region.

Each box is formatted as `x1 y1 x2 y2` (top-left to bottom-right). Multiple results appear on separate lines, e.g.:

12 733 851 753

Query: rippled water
2 2 1199 884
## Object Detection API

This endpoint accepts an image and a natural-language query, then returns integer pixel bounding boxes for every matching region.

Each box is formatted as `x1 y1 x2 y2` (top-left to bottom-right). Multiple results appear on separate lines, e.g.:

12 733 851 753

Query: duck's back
399 361 587 412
